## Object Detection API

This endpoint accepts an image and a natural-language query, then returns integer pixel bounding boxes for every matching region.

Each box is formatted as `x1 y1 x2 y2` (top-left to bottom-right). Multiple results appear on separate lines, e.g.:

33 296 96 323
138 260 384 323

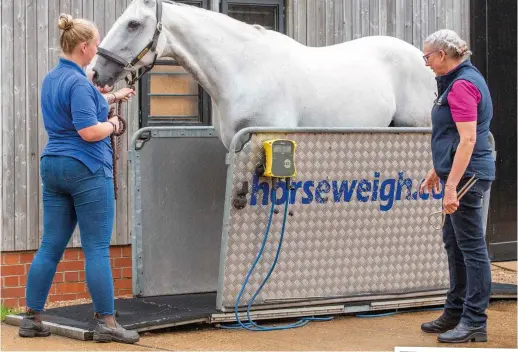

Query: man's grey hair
424 29 472 60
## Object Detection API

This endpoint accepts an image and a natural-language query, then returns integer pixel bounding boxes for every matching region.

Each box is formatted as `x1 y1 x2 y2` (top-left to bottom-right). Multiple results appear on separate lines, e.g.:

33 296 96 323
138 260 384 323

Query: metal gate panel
130 127 227 297
217 128 467 310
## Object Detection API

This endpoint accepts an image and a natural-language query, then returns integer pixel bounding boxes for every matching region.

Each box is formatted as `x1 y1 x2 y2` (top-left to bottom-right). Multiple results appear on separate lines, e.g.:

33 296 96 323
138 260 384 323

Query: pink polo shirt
447 80 481 122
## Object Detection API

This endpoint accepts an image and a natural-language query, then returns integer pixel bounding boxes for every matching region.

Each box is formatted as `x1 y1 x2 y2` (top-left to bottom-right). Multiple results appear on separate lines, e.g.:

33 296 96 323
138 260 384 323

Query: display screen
273 144 291 153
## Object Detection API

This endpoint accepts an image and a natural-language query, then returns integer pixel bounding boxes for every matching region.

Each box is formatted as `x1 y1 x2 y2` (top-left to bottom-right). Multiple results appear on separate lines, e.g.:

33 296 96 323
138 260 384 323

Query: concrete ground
1 300 516 351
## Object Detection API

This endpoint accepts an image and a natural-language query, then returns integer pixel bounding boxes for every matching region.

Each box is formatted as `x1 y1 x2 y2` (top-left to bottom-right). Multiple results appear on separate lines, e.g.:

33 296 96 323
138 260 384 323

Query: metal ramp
5 293 218 340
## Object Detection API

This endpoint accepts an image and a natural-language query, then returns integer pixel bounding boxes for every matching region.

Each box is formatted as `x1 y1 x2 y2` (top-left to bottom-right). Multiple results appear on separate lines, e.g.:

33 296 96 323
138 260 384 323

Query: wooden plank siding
1 0 138 251
288 0 469 49
13 0 28 251
37 0 50 247
0 0 3 252
2 0 15 251
1 0 470 251
26 0 39 250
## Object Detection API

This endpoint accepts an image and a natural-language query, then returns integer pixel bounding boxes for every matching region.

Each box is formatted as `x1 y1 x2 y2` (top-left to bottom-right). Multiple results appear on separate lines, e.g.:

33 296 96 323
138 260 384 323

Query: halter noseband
96 0 163 88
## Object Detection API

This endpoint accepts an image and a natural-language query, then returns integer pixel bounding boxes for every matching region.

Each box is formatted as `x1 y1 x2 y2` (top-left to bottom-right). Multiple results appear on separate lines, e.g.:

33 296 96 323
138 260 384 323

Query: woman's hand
443 184 459 214
114 88 136 102
108 116 119 133
420 168 441 195
99 86 135 104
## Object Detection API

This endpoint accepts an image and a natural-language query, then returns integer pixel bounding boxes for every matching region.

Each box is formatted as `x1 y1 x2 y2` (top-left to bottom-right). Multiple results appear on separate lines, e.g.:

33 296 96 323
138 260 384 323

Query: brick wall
1 245 132 309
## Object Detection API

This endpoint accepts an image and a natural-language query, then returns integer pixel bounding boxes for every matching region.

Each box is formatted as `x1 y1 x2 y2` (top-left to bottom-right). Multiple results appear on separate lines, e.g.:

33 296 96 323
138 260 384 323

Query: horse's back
310 36 436 127
273 36 436 127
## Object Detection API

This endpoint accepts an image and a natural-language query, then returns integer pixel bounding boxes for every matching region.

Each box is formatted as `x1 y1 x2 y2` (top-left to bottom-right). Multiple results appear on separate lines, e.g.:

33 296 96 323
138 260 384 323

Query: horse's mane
162 0 267 35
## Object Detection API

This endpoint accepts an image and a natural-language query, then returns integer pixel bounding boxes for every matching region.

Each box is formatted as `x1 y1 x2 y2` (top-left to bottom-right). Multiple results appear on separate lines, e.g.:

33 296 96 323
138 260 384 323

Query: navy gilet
431 60 495 181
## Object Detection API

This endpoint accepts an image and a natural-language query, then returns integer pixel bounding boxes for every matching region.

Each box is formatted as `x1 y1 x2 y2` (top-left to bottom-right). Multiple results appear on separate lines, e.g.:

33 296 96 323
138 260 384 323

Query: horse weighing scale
6 126 516 339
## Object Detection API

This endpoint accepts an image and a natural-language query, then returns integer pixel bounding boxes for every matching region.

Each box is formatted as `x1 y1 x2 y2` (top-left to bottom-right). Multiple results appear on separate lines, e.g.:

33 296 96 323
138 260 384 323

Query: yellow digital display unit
262 139 297 178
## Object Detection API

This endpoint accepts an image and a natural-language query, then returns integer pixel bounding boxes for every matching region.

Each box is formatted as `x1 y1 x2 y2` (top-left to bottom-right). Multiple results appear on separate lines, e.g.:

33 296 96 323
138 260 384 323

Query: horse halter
96 0 163 88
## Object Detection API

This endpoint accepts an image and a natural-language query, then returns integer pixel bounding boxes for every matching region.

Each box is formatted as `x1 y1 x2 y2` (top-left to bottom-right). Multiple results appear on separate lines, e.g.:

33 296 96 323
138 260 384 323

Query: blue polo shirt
40 58 112 177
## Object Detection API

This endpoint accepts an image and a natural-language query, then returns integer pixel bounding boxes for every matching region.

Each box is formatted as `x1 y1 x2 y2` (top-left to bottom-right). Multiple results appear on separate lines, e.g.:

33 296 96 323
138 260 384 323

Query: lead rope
109 100 127 200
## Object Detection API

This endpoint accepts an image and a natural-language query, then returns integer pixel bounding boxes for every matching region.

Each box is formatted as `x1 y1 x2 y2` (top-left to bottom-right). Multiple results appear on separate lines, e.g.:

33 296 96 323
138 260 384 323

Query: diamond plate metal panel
220 132 449 308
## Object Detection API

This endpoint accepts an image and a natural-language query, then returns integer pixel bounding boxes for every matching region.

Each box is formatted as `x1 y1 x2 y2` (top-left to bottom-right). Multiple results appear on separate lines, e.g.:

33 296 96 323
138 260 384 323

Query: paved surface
493 261 518 272
2 300 516 351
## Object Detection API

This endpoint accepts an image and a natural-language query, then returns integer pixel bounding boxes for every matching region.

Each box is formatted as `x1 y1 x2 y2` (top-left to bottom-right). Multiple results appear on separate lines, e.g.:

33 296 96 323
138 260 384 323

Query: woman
18 14 139 344
419 29 495 343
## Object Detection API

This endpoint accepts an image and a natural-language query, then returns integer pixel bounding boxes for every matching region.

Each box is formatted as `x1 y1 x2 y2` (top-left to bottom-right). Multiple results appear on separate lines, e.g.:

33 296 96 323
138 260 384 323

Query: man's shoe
93 320 140 344
18 315 51 338
421 314 460 333
437 323 487 343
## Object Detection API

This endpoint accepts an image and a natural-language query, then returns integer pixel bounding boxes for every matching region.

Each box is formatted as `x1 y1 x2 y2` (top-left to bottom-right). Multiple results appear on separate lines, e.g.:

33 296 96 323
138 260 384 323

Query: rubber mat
36 292 218 332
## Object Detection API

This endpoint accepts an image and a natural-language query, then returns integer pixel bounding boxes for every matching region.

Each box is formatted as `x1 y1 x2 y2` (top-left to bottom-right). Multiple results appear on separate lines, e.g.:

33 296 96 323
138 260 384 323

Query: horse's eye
127 20 140 30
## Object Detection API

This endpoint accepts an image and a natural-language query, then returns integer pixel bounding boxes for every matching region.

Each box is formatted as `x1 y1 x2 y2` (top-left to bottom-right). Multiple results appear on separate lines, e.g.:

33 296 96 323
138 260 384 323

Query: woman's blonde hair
58 14 98 54
424 29 472 61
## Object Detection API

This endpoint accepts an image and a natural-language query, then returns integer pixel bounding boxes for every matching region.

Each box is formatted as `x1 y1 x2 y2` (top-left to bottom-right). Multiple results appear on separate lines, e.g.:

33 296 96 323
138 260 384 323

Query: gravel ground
3 263 515 351
2 300 516 351
491 263 517 284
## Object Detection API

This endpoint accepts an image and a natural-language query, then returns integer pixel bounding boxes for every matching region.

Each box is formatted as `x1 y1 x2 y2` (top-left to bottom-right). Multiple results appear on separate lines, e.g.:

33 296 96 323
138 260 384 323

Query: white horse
91 0 437 149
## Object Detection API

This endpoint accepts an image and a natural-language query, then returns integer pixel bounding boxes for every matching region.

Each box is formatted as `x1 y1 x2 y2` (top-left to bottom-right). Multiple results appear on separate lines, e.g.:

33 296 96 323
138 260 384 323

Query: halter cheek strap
96 0 163 87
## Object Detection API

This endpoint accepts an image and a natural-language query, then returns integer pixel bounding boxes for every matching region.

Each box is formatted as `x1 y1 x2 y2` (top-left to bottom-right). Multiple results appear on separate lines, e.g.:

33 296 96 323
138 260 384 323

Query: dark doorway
470 0 517 261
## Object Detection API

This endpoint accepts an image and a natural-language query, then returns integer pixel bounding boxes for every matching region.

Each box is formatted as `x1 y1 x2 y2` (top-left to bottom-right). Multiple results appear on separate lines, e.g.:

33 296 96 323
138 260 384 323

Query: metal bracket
135 131 152 151
232 181 249 210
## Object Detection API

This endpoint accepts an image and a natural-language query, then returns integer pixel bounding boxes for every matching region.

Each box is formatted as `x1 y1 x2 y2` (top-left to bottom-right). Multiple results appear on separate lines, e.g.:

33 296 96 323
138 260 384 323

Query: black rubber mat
36 292 218 332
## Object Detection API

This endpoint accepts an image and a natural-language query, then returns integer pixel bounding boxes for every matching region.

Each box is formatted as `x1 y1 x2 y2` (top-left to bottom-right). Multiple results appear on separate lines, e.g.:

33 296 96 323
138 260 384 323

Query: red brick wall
1 245 132 309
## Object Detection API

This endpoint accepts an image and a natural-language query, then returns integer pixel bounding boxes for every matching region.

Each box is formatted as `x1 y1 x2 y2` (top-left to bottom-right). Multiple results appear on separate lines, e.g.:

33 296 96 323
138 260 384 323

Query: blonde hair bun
58 14 74 31
58 15 97 54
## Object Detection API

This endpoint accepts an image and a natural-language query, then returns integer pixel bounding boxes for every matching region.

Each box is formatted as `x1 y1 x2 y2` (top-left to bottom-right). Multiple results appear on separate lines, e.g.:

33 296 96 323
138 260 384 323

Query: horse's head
91 0 164 87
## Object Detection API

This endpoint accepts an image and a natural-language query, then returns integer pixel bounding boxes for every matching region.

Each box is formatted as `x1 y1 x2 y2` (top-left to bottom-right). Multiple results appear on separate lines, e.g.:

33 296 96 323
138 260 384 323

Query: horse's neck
160 3 259 102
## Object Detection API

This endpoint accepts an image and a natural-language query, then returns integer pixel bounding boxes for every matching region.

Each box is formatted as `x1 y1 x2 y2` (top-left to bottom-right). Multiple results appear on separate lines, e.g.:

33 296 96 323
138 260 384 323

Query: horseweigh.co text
249 172 443 211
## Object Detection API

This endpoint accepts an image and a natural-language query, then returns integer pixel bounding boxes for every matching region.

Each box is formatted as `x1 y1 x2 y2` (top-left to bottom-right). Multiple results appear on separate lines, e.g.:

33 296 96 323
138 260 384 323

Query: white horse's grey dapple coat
91 0 437 149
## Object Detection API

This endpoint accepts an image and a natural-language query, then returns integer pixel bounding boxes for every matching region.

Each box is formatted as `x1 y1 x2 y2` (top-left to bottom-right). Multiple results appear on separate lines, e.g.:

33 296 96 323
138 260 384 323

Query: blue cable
229 182 276 330
220 178 333 331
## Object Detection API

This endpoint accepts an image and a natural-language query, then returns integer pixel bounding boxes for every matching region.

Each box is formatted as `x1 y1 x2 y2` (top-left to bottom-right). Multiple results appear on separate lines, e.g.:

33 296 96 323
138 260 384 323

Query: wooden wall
1 0 470 251
287 0 470 49
1 0 138 251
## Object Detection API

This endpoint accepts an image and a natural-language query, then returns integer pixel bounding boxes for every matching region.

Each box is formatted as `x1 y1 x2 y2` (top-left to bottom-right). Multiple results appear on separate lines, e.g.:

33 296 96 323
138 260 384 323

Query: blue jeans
26 156 115 315
442 177 492 327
